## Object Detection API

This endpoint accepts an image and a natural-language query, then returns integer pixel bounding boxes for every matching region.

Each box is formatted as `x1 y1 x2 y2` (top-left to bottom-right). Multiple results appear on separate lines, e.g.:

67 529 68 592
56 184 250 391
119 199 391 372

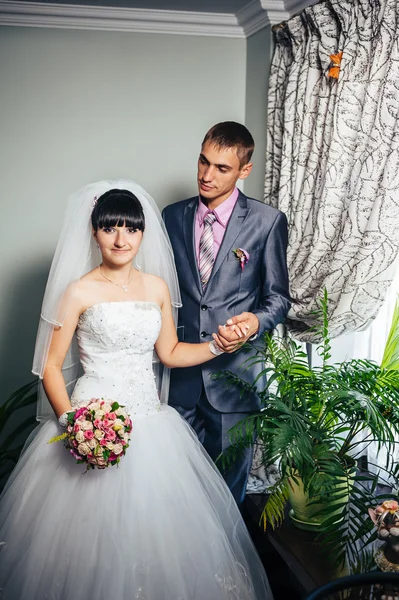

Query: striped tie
199 212 217 289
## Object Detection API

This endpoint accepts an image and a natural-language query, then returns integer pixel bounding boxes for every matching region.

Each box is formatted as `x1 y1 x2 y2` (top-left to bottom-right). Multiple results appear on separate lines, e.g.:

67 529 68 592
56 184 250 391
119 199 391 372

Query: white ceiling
12 0 256 13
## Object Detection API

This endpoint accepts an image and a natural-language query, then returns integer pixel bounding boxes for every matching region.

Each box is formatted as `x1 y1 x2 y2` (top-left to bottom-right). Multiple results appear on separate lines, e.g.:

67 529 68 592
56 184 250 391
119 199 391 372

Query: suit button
200 331 207 338
201 305 208 311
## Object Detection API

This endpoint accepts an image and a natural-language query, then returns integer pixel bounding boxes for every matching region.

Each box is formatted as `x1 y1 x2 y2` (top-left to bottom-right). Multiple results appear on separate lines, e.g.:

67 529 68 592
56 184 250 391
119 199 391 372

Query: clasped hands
212 312 259 354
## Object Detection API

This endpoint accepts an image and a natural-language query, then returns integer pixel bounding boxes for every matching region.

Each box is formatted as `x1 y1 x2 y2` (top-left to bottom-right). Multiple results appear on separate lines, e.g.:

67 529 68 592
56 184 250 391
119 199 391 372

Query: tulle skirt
0 406 272 599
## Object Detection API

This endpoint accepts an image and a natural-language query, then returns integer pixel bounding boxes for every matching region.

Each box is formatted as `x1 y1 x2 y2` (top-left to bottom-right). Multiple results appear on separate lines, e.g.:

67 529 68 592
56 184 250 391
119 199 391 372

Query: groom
163 121 290 505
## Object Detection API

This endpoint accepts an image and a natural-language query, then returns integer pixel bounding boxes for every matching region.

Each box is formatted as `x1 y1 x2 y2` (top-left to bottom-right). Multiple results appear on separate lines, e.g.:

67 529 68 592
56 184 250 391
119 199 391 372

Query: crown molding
0 1 244 37
237 0 312 37
259 0 290 24
236 0 271 37
0 0 315 38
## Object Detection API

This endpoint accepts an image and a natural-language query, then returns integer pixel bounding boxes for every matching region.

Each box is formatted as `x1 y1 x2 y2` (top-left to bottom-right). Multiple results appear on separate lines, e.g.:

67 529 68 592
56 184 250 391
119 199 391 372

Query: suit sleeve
252 211 291 336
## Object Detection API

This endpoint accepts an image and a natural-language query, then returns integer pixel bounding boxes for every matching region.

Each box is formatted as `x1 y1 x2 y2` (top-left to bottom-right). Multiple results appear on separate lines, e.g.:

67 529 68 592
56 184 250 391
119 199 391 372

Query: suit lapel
208 192 250 285
183 198 202 295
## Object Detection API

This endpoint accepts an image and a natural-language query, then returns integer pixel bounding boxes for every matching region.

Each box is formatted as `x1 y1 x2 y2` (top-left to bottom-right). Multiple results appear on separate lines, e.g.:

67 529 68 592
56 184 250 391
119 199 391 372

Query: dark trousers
170 387 254 506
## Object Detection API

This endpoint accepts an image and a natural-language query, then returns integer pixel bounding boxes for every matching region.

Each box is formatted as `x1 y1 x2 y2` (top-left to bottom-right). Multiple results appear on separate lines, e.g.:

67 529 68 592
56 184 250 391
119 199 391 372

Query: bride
0 180 272 600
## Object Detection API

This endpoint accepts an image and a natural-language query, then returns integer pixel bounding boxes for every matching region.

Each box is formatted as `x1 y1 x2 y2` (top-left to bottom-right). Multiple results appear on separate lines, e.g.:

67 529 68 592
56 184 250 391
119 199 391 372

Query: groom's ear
239 162 253 181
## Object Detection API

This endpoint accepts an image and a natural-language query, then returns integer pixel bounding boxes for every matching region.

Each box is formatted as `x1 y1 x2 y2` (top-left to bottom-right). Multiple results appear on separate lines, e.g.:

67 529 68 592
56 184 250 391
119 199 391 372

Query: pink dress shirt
195 187 239 265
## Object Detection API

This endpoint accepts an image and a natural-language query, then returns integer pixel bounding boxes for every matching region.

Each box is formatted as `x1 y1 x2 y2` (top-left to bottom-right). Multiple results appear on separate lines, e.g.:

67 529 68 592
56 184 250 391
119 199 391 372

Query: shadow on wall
0 261 51 460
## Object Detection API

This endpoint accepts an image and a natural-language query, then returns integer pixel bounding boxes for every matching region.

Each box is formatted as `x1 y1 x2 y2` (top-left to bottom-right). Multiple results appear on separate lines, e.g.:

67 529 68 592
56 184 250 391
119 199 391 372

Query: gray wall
0 24 271 399
244 26 272 201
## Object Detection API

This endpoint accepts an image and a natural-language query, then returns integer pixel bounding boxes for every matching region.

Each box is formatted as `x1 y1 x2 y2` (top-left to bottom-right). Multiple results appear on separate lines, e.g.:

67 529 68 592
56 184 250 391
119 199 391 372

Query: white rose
77 442 91 456
88 438 97 450
117 429 125 439
124 433 130 443
81 420 93 431
115 408 127 418
94 456 106 467
106 442 114 451
113 444 123 455
94 410 105 419
94 429 105 440
102 403 112 413
75 430 85 443
88 402 100 411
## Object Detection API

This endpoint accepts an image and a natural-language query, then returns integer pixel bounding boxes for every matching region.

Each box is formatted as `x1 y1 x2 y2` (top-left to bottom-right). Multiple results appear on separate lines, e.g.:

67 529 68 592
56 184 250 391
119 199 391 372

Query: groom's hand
212 312 259 353
226 312 259 340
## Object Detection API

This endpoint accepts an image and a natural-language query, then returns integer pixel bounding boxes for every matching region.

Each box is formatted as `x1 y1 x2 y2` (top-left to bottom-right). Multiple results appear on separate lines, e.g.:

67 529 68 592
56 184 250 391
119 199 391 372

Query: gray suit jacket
162 191 291 413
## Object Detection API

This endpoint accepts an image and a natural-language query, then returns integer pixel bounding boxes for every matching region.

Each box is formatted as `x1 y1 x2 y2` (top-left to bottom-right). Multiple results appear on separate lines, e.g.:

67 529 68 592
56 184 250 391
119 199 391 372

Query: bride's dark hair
91 188 145 232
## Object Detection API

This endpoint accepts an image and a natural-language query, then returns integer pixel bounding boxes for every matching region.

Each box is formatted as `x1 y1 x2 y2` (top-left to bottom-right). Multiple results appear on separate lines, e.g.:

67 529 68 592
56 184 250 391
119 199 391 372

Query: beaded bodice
70 301 162 416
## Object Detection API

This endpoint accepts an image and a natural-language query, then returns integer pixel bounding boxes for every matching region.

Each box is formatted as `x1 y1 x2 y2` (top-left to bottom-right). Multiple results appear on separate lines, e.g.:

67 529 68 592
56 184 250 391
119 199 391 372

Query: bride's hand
58 409 75 428
212 323 243 354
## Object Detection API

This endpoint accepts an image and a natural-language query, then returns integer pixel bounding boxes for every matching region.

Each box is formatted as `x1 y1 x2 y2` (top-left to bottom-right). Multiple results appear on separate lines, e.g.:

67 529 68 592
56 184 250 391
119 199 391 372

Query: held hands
212 312 259 354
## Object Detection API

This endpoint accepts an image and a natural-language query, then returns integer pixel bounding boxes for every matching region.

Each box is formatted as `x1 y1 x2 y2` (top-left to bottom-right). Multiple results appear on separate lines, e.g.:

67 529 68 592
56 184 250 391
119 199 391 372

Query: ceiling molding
260 0 290 24
235 0 314 37
236 0 270 37
0 0 315 37
261 0 317 25
0 1 245 37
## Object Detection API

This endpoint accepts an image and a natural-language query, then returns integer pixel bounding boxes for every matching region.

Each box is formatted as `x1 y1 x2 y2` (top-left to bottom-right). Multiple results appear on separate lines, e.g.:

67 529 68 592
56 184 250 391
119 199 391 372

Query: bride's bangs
92 189 145 232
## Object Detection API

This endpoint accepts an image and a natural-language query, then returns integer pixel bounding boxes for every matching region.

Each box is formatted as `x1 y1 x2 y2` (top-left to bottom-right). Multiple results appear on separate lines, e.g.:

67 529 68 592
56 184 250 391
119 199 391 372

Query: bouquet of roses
49 399 132 470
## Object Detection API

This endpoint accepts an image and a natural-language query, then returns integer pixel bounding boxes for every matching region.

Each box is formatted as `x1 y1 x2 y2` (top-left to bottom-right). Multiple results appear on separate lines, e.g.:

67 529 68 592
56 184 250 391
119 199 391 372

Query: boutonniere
233 248 249 271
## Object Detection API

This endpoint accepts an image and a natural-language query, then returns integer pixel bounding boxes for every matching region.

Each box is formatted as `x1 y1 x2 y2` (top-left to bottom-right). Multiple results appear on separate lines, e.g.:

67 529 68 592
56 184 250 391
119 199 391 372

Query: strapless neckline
79 300 162 320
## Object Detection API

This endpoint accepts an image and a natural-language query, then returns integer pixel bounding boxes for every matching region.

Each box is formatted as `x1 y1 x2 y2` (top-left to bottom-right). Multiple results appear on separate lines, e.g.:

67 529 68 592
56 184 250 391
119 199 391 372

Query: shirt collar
197 187 239 228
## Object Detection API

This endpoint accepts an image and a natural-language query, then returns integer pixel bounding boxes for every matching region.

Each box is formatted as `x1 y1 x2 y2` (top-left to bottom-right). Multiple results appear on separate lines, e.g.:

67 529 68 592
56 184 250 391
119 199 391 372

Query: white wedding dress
0 301 272 600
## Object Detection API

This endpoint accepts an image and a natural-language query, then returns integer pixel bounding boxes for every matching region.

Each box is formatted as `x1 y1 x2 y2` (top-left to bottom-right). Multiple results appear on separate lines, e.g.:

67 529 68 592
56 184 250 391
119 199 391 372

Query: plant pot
287 470 355 532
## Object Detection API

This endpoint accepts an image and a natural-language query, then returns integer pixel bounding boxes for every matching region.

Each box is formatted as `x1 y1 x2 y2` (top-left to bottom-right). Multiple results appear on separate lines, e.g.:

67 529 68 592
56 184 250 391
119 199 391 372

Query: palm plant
217 290 399 568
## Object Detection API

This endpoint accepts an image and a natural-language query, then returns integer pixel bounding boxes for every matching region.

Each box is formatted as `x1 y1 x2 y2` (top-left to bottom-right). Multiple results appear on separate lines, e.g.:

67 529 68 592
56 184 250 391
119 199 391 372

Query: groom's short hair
202 122 255 168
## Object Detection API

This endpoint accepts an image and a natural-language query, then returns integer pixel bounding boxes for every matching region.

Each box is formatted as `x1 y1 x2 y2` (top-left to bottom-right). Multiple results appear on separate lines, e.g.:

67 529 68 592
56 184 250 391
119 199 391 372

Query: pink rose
84 430 94 440
74 407 88 420
109 453 117 462
100 439 107 446
105 429 116 442
102 419 112 428
73 423 81 433
108 412 117 421
94 418 103 429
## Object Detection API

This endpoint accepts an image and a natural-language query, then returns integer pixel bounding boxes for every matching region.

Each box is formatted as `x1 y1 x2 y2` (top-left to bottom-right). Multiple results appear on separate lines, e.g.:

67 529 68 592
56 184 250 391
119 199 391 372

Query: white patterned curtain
265 0 399 342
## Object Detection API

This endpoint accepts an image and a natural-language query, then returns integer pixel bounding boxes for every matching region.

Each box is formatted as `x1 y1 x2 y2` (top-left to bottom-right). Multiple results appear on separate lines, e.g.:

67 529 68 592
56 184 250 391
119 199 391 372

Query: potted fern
217 291 399 567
